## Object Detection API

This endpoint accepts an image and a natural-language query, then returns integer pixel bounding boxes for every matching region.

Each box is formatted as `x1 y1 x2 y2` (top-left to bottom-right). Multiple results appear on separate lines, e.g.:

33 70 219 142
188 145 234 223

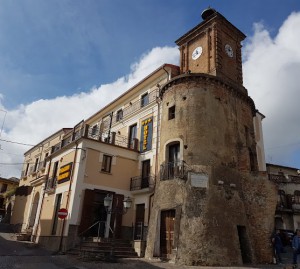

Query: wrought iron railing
102 89 158 128
130 175 155 191
160 161 188 180
268 174 288 183
79 220 108 240
50 125 138 157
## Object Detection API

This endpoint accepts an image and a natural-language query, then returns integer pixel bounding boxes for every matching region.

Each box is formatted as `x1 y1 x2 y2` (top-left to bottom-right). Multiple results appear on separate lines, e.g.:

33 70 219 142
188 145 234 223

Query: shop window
101 155 112 173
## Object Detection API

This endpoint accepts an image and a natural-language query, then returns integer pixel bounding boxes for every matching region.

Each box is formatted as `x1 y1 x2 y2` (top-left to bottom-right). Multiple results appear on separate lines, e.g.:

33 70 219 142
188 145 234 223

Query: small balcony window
116 109 123 122
141 93 149 108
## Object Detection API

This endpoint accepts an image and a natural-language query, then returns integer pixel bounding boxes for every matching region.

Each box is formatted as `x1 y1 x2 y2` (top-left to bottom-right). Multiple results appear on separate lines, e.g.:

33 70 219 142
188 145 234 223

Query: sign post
57 208 68 219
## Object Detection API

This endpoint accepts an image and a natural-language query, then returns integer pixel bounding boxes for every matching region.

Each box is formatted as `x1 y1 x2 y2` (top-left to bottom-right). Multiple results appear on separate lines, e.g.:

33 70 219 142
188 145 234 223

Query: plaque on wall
189 172 209 188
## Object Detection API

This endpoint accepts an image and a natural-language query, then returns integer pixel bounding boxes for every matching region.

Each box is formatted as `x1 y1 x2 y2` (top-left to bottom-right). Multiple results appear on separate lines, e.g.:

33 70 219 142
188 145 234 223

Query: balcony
160 161 188 181
102 89 157 128
269 174 287 183
130 175 155 193
45 177 57 193
50 125 139 156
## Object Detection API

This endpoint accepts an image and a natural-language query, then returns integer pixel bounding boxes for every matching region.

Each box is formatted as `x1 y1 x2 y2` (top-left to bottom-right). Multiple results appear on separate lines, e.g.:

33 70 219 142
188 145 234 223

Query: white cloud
244 12 300 167
1 11 300 178
0 46 179 178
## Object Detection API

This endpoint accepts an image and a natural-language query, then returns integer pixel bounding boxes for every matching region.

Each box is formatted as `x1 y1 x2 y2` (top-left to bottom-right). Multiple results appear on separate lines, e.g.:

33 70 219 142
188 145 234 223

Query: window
43 152 49 168
128 124 137 149
0 184 7 193
91 125 98 137
278 190 287 208
25 163 29 176
34 158 39 172
116 109 123 122
295 191 300 204
52 161 59 179
101 155 112 173
168 105 175 120
141 160 151 188
141 93 149 107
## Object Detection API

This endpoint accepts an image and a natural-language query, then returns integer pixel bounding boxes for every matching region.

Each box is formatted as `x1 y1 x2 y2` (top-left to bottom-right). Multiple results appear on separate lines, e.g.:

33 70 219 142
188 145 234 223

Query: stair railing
79 220 106 243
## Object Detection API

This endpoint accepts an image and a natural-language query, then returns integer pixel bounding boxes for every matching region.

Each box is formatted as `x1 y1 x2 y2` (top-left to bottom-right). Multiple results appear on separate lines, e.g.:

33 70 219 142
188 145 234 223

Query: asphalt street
0 224 294 269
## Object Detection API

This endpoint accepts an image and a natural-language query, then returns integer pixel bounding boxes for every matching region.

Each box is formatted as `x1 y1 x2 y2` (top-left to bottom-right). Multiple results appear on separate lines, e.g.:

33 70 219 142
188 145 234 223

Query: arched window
161 141 182 180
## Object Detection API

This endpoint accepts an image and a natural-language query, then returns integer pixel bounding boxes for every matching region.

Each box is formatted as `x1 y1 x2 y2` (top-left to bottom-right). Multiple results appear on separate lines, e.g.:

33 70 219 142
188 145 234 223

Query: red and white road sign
57 208 68 219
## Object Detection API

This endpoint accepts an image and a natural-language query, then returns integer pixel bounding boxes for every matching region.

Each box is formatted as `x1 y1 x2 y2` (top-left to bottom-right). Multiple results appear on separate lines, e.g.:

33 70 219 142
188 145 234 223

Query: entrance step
68 238 138 260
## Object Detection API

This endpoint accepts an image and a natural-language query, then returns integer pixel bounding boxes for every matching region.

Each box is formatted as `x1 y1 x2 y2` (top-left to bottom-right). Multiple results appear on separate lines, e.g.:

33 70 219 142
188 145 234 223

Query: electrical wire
0 138 34 147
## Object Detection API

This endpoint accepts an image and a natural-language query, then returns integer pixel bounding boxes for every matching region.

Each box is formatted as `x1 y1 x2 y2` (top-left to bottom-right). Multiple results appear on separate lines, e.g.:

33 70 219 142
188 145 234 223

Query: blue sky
0 0 298 108
0 0 300 177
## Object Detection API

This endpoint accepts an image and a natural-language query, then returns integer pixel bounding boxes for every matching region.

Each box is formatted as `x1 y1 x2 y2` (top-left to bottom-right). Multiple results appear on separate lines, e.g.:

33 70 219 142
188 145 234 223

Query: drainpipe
58 142 80 252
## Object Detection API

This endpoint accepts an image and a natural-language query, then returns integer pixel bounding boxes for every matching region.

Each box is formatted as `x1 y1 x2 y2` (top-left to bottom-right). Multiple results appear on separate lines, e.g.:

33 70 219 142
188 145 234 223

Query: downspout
58 142 80 252
150 68 169 222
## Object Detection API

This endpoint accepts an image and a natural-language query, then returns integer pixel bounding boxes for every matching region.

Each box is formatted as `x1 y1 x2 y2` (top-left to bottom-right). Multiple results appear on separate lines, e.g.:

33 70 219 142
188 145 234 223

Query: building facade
12 8 277 266
11 64 179 251
0 177 19 222
267 163 300 233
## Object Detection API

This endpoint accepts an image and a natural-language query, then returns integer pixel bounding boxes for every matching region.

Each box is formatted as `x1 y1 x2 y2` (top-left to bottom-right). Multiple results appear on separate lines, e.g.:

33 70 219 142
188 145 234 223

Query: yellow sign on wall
57 162 73 184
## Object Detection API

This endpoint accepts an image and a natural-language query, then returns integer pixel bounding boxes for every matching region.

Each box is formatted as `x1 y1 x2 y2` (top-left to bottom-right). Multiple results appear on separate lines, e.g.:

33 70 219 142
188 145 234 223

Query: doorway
134 204 145 240
141 160 150 188
78 189 107 237
237 225 252 264
29 192 40 228
160 209 175 257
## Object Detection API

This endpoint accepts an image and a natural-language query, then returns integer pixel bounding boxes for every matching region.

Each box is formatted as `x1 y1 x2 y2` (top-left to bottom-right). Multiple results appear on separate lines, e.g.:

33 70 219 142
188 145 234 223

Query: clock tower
175 8 246 86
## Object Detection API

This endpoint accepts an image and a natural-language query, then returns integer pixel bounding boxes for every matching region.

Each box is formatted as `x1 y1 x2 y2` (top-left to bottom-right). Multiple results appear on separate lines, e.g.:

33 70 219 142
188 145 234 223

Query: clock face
192 46 202 60
225 44 233 58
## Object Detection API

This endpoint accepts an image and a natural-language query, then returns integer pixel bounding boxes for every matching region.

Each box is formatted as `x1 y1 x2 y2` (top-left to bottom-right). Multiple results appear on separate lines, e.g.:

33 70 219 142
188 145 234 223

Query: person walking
292 229 300 267
272 229 283 265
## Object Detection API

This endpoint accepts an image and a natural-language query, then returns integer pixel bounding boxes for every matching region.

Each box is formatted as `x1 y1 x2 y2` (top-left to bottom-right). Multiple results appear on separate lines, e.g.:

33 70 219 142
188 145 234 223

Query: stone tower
145 8 276 266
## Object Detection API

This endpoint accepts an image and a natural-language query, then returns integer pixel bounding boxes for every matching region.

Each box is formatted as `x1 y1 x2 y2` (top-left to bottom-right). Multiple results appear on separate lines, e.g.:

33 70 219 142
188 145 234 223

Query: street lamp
104 194 132 213
104 194 132 261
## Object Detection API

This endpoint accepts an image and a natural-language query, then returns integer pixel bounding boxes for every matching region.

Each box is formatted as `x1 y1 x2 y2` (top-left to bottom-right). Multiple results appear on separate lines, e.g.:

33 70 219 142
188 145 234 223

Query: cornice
159 73 256 115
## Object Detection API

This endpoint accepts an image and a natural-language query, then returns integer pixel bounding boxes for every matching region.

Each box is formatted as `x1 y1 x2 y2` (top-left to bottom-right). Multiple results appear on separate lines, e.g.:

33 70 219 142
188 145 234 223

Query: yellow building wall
84 148 139 190
11 195 31 226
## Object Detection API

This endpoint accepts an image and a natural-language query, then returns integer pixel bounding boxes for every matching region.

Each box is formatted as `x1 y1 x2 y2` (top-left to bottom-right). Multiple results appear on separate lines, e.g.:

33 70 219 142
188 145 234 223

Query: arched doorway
29 192 40 227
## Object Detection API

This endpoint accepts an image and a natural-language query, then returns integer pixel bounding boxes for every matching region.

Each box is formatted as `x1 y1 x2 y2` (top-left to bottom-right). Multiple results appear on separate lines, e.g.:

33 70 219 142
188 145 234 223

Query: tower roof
175 9 246 46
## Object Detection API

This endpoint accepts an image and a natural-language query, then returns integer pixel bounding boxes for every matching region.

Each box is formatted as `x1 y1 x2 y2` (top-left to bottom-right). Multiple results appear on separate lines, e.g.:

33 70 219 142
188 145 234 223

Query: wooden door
78 189 95 234
160 210 175 257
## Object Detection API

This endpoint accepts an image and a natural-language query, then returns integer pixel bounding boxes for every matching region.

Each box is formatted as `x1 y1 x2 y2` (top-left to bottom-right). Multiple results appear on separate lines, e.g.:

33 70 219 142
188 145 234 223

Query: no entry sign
57 208 68 219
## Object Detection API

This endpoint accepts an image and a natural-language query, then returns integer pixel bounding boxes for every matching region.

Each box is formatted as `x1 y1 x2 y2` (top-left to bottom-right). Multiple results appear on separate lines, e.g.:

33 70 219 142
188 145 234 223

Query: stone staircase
68 238 138 261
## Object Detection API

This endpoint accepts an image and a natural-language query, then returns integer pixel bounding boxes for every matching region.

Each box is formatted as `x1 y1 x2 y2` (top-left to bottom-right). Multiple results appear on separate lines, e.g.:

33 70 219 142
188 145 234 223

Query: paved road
0 224 293 269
